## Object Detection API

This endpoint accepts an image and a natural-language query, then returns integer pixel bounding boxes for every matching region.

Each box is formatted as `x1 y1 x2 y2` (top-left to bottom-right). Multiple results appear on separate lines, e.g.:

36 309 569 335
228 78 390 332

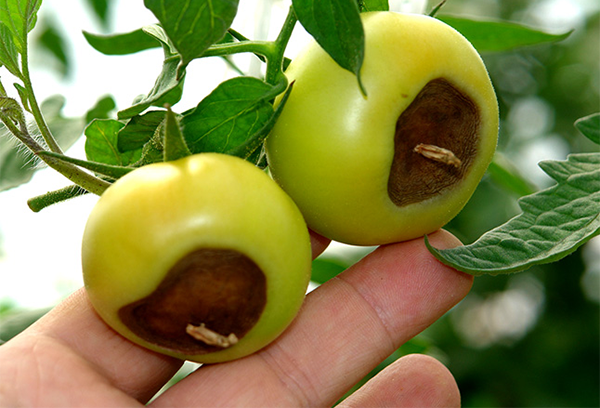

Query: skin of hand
0 229 472 407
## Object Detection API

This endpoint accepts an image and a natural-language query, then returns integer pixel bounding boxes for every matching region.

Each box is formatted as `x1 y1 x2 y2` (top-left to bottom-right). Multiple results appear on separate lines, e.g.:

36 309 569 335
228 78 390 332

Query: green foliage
0 95 105 191
576 113 600 144
0 0 598 404
83 0 112 29
82 28 160 56
143 0 239 79
0 307 50 343
427 151 600 274
117 26 184 120
180 77 276 155
487 154 536 197
358 0 388 12
163 106 191 162
438 15 572 53
0 21 21 79
117 110 164 153
84 119 140 166
293 0 366 94
0 0 42 53
36 17 69 76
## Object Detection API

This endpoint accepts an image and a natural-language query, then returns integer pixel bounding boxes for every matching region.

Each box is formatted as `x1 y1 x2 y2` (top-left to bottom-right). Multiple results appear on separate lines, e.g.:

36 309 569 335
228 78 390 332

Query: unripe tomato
266 12 499 246
82 153 312 363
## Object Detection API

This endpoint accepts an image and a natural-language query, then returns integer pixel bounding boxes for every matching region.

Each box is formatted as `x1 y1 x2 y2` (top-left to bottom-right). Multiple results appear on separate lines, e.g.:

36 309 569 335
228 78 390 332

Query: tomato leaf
83 28 161 55
426 152 600 275
85 95 116 124
181 76 276 155
311 257 347 284
117 110 165 152
163 106 191 161
85 119 141 166
575 113 600 145
292 0 366 94
117 27 184 120
37 17 70 77
0 0 42 53
226 81 293 162
83 0 112 29
143 0 239 79
13 83 30 113
437 15 572 53
357 0 388 12
0 22 21 79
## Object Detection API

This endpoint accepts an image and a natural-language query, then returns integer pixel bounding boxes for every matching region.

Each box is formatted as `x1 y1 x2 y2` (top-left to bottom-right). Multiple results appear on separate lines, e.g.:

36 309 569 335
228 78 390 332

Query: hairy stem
28 185 89 212
20 39 63 153
1 111 111 196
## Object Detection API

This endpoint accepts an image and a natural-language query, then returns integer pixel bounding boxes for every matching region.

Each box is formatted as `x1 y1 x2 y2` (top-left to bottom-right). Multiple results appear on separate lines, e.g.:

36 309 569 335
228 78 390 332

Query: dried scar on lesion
414 143 462 169
186 323 239 348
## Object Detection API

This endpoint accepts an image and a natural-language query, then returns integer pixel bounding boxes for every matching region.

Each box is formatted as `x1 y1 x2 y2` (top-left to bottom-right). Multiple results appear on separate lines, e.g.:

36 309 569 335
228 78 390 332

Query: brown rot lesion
118 248 266 355
388 78 480 207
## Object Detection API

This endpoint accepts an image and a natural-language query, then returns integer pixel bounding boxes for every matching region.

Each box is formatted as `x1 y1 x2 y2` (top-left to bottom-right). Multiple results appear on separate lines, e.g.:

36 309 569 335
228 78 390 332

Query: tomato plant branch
265 6 297 86
0 37 113 199
27 184 89 213
19 44 63 154
1 100 111 196
200 6 297 87
202 40 274 60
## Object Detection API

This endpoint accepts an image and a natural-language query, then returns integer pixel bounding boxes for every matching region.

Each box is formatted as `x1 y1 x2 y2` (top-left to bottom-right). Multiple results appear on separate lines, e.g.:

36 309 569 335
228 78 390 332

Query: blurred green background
1 0 599 406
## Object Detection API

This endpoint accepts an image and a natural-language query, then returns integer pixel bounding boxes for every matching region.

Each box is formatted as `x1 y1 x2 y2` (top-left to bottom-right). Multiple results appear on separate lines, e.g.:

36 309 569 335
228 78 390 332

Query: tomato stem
27 185 89 212
266 5 297 86
20 42 63 154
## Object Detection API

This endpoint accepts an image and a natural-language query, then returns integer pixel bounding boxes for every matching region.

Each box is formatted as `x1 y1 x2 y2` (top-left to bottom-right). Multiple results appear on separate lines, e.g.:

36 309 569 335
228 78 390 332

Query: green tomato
266 12 499 246
82 153 311 363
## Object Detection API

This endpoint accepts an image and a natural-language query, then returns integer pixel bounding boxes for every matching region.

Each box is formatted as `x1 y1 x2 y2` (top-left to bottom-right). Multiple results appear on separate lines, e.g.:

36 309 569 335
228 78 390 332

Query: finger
1 232 328 404
151 229 473 407
8 288 182 403
339 353 461 408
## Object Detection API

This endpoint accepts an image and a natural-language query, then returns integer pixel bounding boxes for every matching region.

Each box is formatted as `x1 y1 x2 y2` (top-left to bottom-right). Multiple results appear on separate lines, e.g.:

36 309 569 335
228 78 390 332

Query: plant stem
202 6 297 86
1 110 111 196
8 33 112 197
266 5 297 85
28 185 89 212
202 40 273 60
41 155 112 195
20 39 63 154
0 111 43 153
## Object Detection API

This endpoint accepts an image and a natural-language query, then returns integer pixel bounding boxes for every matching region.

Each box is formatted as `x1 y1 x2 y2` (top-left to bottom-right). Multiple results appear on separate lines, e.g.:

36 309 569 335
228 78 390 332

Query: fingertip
425 229 475 287
395 354 462 407
340 353 461 408
425 229 463 250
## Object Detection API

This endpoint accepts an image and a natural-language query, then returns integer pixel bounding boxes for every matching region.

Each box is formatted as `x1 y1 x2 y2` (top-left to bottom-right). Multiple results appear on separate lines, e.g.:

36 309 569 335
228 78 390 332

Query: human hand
0 229 472 407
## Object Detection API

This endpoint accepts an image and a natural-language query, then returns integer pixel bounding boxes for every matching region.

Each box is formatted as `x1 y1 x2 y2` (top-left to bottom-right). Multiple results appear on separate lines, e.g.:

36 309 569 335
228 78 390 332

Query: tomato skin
82 153 312 363
266 12 498 246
